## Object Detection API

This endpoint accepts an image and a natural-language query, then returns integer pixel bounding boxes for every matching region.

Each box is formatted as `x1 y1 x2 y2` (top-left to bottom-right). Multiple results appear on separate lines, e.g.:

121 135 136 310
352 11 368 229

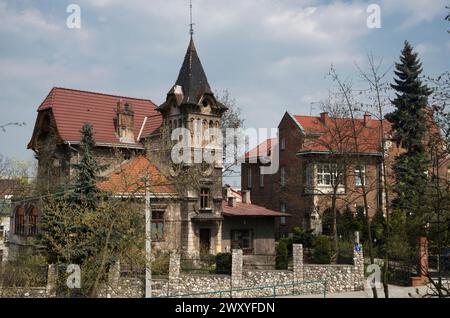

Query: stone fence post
46 264 58 297
293 244 304 282
353 244 365 291
169 252 180 281
231 249 243 288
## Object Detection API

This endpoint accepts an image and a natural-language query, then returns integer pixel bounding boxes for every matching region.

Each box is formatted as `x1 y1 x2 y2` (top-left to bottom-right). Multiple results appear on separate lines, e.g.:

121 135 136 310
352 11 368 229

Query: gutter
67 141 80 163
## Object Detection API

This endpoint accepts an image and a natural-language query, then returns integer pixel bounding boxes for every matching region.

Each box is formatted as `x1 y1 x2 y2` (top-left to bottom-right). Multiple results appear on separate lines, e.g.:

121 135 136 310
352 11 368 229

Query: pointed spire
174 37 212 104
189 0 194 37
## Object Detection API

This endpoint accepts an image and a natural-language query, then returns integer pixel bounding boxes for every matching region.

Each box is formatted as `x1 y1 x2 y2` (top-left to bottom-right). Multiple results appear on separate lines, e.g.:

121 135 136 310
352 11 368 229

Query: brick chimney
116 99 135 143
363 112 371 127
320 112 329 124
228 196 236 207
242 190 251 204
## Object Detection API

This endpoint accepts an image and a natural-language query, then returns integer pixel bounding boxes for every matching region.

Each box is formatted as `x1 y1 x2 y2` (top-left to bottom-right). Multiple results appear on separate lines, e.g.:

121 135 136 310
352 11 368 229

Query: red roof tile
294 114 392 154
244 138 277 160
222 201 289 217
98 156 175 195
33 87 162 147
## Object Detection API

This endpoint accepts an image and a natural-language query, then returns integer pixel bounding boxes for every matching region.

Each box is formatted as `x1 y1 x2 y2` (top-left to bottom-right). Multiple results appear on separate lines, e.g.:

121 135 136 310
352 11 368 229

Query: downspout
67 141 80 183
67 141 80 163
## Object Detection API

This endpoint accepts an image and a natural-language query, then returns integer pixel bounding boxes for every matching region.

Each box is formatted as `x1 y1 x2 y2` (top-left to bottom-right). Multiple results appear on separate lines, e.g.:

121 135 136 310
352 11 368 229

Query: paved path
288 284 431 298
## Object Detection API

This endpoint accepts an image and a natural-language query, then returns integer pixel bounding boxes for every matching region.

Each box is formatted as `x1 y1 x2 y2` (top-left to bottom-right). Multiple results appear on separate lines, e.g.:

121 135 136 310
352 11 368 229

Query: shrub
276 241 289 269
216 253 231 274
291 227 314 248
151 251 170 276
312 235 332 264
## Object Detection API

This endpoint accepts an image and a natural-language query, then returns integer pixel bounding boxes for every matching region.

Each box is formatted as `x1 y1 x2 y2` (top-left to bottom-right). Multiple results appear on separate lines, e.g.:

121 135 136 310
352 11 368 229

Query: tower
157 35 227 257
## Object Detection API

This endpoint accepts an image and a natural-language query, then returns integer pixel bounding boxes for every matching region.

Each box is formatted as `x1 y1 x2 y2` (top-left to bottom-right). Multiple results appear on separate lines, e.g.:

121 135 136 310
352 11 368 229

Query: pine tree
386 41 432 213
70 123 107 207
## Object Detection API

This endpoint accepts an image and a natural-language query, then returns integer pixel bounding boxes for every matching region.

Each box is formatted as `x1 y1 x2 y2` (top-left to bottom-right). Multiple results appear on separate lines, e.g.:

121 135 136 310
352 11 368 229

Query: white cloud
381 0 448 28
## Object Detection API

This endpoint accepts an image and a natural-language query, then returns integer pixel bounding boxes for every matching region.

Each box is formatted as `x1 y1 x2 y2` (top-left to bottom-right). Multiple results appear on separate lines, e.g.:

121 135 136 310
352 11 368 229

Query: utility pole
143 177 152 298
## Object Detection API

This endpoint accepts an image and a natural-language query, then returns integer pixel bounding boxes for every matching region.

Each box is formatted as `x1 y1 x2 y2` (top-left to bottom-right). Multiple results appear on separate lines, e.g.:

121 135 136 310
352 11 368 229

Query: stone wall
0 244 365 298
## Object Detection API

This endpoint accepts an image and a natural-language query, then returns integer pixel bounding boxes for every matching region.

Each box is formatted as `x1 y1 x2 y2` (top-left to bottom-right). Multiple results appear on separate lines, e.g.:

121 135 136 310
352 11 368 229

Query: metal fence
160 280 327 298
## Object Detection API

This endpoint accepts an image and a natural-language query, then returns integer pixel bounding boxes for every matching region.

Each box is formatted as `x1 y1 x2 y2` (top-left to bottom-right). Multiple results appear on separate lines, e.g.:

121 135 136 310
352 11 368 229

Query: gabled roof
29 87 162 149
293 114 392 155
173 37 213 104
244 138 278 161
97 156 175 196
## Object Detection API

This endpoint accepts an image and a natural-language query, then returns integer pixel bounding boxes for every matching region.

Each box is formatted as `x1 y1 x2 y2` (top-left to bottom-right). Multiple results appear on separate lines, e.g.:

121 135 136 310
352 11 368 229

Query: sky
0 0 449 183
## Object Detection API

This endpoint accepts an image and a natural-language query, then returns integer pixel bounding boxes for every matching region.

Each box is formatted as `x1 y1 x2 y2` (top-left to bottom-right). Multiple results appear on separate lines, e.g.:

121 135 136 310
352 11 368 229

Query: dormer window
202 99 209 107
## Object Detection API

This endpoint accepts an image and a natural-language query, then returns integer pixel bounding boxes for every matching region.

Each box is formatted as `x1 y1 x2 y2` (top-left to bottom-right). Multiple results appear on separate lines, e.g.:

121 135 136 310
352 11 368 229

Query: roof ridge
52 87 156 104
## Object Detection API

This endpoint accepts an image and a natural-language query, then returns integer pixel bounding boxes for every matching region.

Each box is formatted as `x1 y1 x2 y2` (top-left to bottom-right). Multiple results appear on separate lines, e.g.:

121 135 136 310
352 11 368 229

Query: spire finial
189 0 194 37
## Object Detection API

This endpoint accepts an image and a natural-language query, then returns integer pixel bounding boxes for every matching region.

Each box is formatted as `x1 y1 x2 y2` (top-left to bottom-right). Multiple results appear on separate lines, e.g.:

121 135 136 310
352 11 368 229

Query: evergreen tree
385 41 432 213
70 123 107 207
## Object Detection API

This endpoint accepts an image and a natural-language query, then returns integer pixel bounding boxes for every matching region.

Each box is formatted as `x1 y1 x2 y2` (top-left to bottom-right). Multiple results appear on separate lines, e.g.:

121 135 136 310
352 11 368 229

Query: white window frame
280 167 286 187
281 138 286 150
316 163 343 187
355 165 366 187
280 204 287 225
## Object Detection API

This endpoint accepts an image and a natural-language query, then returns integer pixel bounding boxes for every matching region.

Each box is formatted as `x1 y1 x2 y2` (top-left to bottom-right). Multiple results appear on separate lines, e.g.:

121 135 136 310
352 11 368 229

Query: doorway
199 229 211 258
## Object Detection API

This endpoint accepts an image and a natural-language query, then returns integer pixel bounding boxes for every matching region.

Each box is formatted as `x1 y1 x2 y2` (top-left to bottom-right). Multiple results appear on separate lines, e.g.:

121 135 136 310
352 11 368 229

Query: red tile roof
244 114 392 159
244 138 278 160
98 156 175 195
31 87 162 148
294 114 392 155
222 201 289 217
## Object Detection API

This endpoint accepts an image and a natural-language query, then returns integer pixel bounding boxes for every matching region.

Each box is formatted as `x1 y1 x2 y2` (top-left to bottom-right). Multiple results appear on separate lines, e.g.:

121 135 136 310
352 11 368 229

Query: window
231 230 253 254
259 171 264 188
247 166 252 189
280 204 286 225
28 207 38 236
280 167 286 187
14 207 25 235
281 138 286 150
200 188 211 209
0 225 4 239
355 165 366 187
317 163 343 186
151 211 164 241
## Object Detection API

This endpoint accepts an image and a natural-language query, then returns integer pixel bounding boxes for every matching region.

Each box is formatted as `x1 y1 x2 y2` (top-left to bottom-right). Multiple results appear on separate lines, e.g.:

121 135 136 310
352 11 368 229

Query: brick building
242 111 402 236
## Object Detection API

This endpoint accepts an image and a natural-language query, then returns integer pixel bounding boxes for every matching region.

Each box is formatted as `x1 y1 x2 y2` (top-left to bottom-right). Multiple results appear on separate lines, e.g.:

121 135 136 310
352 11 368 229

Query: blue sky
0 0 449 180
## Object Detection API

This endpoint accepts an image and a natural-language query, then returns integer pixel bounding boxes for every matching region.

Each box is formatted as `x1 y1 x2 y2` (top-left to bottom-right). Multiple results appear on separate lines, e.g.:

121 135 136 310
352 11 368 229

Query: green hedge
215 253 232 274
276 241 289 269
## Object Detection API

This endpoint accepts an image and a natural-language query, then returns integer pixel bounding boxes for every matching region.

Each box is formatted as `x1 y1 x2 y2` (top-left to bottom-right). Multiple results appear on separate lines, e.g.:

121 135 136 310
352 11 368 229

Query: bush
151 251 170 276
216 253 231 274
276 241 289 269
312 235 332 264
291 227 314 248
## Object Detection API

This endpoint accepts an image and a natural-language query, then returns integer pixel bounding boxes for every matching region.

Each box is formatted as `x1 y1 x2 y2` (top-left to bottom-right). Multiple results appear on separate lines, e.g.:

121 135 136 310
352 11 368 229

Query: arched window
28 206 38 236
14 207 25 235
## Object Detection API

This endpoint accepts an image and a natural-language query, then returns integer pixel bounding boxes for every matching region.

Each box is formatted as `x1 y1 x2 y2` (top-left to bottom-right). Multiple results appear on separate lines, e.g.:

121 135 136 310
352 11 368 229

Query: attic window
202 99 209 107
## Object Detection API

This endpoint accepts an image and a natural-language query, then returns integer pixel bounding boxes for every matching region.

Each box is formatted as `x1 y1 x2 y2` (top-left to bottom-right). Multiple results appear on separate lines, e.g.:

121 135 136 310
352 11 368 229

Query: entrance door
199 229 211 258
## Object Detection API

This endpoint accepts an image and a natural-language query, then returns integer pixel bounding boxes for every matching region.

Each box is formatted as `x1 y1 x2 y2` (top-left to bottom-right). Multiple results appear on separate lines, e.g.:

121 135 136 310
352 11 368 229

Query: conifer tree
70 123 107 207
386 41 432 216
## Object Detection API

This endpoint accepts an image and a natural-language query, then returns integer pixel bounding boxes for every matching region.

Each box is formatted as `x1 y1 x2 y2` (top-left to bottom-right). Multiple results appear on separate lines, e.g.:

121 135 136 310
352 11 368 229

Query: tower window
200 188 211 209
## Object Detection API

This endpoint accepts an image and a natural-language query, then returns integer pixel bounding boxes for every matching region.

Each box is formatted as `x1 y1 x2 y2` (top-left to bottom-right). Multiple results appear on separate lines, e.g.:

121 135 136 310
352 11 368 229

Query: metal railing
159 280 327 298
